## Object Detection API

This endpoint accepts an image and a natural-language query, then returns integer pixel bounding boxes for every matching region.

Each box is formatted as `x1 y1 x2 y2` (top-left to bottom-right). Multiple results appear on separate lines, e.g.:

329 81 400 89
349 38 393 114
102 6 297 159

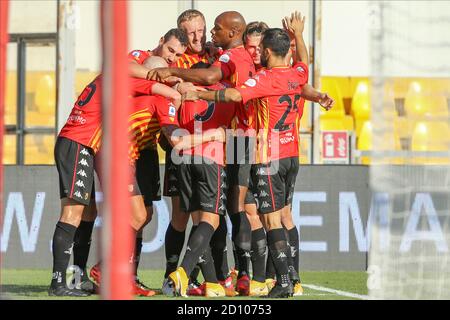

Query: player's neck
224 39 243 51
267 56 288 69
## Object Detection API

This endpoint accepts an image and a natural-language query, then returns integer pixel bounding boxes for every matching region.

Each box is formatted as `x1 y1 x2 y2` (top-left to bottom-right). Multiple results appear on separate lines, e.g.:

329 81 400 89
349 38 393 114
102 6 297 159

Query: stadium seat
24 134 55 165
27 74 56 127
405 92 448 120
5 72 17 125
411 121 450 164
357 121 402 164
320 116 354 131
320 77 346 118
75 71 99 96
3 135 17 165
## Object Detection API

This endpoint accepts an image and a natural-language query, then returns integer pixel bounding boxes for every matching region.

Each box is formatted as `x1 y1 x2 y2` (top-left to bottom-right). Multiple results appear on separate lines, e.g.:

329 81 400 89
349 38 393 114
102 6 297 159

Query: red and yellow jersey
212 46 256 131
179 83 235 166
128 50 152 65
128 95 178 162
59 75 156 154
176 51 212 69
235 62 309 162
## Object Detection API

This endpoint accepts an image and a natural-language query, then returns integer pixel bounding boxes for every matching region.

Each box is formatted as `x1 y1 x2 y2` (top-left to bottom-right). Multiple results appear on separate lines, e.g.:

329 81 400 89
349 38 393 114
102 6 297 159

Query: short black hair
261 28 290 57
191 62 211 69
163 28 189 47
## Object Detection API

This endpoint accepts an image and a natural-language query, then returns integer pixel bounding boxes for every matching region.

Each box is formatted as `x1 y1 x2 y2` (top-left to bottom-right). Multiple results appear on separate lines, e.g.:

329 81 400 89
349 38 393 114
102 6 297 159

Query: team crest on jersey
296 66 305 73
132 51 140 58
219 53 230 63
244 78 257 87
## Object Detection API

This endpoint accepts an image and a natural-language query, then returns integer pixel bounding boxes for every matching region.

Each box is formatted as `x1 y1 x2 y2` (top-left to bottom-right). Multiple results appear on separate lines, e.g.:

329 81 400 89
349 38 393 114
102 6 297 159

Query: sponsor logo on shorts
77 169 87 177
78 158 89 167
259 190 269 197
80 148 89 156
261 201 270 208
258 179 267 186
75 180 85 188
276 252 287 259
74 191 82 198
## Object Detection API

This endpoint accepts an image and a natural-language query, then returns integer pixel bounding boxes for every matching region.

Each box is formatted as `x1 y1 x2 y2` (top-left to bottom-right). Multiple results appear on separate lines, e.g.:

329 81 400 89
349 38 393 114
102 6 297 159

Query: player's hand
318 92 335 110
213 126 227 143
204 41 220 61
177 82 207 95
182 90 200 102
283 11 306 37
164 76 183 87
146 67 173 82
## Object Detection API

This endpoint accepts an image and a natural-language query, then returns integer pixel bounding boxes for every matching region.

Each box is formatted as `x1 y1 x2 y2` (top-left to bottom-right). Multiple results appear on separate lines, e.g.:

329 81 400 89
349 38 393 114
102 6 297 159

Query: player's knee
230 212 252 251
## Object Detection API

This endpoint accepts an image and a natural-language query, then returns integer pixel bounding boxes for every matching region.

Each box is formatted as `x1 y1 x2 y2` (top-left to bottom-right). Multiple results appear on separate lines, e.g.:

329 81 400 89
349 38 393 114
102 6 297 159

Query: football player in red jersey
183 23 333 298
148 11 259 295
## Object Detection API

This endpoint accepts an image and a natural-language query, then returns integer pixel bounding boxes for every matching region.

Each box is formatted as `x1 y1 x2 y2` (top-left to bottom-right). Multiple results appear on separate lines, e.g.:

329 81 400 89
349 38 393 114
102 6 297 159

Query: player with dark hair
183 23 321 297
149 10 257 296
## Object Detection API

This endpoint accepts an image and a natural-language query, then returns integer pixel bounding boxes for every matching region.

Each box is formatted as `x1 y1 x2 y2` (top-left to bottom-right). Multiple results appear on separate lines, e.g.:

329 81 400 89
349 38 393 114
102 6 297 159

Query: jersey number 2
274 94 301 131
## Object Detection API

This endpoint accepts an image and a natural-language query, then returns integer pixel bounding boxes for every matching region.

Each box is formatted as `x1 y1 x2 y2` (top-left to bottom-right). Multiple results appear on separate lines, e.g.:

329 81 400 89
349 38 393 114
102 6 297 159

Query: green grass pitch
1 269 368 300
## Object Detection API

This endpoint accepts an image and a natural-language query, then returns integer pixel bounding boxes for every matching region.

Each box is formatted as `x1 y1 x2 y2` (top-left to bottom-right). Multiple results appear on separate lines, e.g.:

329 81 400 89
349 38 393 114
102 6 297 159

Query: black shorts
135 148 161 206
55 137 96 206
244 169 257 205
226 136 255 188
163 147 180 197
178 156 227 215
250 157 299 214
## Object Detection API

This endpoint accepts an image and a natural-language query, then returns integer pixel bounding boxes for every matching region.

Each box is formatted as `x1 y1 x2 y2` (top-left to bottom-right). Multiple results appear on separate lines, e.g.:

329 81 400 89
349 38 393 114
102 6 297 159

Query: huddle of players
48 8 333 298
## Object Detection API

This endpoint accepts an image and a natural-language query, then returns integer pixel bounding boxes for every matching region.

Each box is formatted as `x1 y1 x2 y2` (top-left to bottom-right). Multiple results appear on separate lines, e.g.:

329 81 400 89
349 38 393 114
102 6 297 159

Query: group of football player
48 8 334 298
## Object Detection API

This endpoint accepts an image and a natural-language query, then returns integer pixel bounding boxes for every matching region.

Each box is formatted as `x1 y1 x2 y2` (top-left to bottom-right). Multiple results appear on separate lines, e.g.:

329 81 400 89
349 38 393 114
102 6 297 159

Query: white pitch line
302 284 370 300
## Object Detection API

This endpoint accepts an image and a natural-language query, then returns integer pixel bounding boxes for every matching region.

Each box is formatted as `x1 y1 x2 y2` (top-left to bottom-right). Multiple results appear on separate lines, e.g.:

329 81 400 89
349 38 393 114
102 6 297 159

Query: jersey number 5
274 94 301 131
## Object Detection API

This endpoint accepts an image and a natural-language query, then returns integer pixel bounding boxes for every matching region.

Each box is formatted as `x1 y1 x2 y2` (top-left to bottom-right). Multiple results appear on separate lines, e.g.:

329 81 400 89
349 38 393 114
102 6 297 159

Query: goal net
368 1 450 299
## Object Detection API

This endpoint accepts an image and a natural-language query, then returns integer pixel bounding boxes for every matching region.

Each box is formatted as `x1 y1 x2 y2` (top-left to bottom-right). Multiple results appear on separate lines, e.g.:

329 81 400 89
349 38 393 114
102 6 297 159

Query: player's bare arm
301 84 335 110
183 88 242 103
148 65 222 86
283 11 308 63
161 125 226 150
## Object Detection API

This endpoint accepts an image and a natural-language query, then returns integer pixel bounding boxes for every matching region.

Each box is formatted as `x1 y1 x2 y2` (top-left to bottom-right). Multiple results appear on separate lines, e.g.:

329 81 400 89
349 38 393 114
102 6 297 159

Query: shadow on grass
1 284 50 297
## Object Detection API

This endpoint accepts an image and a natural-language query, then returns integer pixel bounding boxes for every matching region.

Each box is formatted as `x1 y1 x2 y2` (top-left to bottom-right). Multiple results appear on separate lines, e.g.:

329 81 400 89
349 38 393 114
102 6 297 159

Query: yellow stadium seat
24 134 55 165
405 93 448 119
351 81 370 120
411 121 450 164
300 101 311 131
320 116 354 131
75 71 99 97
320 77 346 118
3 135 17 164
350 78 370 97
5 72 17 125
357 121 402 164
392 78 414 99
27 74 56 127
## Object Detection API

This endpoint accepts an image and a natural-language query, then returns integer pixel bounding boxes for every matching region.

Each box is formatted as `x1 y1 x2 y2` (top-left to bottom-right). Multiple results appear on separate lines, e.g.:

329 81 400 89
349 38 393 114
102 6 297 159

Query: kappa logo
256 168 266 175
75 180 85 188
220 182 226 188
221 171 226 177
80 148 89 156
296 66 305 73
276 252 287 259
186 246 192 252
200 202 213 208
198 256 206 264
219 204 226 211
78 158 89 167
242 252 251 258
77 169 87 177
74 191 83 198
261 201 270 208
220 193 227 200
258 179 267 186
64 243 74 255
259 190 269 197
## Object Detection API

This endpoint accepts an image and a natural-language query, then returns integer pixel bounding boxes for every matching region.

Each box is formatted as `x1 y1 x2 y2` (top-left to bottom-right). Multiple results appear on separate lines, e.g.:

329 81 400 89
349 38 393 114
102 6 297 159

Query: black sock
181 222 215 276
73 220 94 276
51 221 77 287
210 216 229 281
134 237 143 277
265 245 276 280
164 223 186 278
267 228 290 287
230 212 251 277
288 227 300 282
283 227 298 281
198 246 218 283
251 228 267 283
187 225 199 281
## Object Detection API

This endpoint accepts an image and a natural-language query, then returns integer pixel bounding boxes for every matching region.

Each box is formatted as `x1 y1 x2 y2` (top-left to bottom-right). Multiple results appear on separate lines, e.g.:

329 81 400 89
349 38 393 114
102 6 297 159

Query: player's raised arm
282 11 308 64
